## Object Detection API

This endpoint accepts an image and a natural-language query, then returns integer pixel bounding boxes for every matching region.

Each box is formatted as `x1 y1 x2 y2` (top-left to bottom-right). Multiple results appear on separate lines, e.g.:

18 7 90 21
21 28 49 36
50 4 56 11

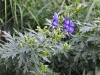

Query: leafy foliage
0 26 71 75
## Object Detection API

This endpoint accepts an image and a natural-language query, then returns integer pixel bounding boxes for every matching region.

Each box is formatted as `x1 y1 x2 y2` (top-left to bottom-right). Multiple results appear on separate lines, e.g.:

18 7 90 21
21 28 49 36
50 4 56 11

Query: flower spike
51 12 59 28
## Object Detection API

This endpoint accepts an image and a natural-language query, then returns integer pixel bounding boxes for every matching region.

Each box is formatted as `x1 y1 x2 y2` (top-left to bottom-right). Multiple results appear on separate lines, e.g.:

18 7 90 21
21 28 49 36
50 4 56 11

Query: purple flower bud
63 16 74 36
64 16 69 25
52 12 59 28
67 21 74 36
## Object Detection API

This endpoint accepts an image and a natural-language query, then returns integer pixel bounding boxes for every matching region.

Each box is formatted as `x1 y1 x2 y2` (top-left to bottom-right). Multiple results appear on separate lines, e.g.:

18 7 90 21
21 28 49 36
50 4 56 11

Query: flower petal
51 12 59 28
64 16 69 25
63 16 74 36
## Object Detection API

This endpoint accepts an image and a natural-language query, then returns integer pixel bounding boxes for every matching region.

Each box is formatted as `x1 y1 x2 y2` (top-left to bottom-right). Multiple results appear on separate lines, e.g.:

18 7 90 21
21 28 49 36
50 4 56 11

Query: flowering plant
52 12 74 36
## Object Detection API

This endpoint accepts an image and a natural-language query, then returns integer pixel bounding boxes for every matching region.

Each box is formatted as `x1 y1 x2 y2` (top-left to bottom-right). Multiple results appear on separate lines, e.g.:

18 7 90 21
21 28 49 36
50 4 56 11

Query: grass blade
85 0 97 21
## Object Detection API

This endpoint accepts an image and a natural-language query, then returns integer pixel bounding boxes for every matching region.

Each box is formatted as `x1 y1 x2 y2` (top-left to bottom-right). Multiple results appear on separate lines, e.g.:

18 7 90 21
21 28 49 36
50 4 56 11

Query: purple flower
63 16 74 36
52 12 59 28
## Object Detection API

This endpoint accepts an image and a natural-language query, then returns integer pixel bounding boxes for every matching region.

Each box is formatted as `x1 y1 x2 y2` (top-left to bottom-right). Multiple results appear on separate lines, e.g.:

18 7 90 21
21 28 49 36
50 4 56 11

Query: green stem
4 0 7 29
